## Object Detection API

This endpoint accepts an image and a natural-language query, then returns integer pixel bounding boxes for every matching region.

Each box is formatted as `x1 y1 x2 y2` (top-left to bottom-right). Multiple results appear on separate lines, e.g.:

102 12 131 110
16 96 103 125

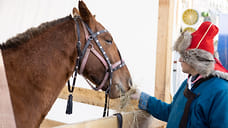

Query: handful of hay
115 85 151 128
119 87 137 111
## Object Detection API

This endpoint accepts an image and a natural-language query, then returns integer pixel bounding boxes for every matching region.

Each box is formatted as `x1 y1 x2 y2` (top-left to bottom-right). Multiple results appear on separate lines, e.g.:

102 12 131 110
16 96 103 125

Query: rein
65 16 125 117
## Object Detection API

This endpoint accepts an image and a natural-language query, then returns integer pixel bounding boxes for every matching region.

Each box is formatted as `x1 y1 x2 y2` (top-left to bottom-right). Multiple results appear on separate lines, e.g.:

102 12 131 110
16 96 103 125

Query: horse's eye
105 40 112 44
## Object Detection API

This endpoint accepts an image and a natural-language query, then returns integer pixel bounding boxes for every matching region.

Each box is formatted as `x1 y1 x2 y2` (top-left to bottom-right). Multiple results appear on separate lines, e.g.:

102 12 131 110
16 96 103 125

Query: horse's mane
0 15 72 50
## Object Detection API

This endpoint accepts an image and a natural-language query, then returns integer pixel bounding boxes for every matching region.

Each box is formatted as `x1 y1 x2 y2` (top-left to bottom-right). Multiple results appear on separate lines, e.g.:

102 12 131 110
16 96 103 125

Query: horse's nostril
115 84 125 94
128 78 133 87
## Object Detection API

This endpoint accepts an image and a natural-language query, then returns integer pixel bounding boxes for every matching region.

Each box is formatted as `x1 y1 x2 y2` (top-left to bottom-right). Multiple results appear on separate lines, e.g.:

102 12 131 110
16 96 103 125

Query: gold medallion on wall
182 9 199 25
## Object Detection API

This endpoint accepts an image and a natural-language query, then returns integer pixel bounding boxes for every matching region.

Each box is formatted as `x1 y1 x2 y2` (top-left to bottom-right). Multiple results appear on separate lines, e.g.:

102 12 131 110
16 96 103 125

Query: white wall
0 0 158 123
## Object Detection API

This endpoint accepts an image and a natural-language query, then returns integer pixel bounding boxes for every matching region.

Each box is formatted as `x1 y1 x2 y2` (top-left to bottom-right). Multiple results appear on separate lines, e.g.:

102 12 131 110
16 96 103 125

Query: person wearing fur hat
131 21 228 128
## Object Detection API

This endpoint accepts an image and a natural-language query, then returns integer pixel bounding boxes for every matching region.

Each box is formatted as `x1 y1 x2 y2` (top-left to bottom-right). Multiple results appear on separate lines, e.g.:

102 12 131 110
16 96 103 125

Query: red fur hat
188 21 218 54
174 21 228 80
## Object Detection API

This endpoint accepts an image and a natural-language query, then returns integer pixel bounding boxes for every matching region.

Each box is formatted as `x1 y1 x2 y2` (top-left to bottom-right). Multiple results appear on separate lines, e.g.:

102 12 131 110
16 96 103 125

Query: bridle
65 15 126 117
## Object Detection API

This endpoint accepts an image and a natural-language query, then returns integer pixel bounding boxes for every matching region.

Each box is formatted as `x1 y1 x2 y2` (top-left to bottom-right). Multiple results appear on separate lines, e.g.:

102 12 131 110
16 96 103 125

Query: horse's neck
3 18 78 128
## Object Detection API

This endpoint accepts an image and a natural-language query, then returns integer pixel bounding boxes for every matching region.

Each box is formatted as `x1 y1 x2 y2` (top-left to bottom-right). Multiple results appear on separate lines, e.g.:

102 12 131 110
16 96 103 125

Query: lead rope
103 90 109 117
103 72 112 117
66 17 82 114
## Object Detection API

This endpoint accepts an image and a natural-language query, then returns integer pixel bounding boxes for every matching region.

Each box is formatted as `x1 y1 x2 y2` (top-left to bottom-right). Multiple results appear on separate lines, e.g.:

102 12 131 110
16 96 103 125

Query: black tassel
66 94 73 114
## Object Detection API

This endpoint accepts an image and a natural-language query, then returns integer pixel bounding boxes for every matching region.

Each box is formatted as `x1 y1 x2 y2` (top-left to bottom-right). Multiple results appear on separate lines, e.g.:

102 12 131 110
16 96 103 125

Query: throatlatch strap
66 16 82 114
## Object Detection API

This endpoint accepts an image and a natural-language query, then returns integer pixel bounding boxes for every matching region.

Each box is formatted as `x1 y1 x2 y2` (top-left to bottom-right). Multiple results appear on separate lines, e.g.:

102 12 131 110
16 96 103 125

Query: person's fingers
130 89 141 99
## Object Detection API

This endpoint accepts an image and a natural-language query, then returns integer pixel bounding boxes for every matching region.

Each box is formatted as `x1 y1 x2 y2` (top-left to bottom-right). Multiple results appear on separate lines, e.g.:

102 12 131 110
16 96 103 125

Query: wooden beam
155 0 174 103
58 86 138 112
40 119 66 128
57 87 165 128
52 110 165 128
0 50 17 128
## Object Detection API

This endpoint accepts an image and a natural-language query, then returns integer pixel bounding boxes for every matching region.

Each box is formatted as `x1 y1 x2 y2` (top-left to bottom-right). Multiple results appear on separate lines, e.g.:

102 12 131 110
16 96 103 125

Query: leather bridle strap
81 46 109 90
80 23 126 117
79 23 125 91
66 16 125 117
79 45 125 90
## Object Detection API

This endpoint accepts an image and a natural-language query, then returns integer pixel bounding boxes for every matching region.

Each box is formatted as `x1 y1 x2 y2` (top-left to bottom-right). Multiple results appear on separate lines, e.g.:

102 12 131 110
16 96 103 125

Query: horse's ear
72 7 80 17
79 1 94 25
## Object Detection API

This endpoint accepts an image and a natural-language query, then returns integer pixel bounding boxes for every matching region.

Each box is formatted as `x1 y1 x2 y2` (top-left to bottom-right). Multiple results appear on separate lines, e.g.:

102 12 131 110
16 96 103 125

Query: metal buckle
88 35 93 41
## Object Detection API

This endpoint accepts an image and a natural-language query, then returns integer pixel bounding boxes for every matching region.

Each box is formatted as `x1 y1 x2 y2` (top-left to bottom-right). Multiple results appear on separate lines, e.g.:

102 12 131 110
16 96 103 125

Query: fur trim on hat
211 70 228 80
173 32 192 54
182 49 214 77
173 31 214 77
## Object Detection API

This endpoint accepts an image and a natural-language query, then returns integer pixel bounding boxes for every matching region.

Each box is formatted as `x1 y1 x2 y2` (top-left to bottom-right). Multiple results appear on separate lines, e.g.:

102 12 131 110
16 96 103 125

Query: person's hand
130 89 141 100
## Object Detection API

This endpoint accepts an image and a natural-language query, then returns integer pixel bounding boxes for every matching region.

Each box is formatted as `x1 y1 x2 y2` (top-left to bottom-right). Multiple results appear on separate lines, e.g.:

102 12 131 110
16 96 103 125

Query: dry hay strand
119 86 137 111
115 85 151 128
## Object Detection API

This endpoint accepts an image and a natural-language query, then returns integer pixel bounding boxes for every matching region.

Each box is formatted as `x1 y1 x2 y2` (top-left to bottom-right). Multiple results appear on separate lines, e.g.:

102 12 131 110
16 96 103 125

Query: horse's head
72 1 132 99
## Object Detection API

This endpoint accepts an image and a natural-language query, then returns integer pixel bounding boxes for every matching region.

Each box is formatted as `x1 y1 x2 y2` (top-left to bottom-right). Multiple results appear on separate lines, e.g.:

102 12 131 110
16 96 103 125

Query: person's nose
179 57 184 62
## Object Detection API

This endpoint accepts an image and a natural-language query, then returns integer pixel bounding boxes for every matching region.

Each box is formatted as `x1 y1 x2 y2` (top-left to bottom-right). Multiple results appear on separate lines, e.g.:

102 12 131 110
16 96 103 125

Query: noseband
79 23 125 91
65 16 125 117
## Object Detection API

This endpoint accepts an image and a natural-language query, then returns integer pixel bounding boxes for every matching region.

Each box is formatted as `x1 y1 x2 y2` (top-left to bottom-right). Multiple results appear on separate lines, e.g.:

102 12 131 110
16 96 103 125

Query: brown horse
0 1 132 128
